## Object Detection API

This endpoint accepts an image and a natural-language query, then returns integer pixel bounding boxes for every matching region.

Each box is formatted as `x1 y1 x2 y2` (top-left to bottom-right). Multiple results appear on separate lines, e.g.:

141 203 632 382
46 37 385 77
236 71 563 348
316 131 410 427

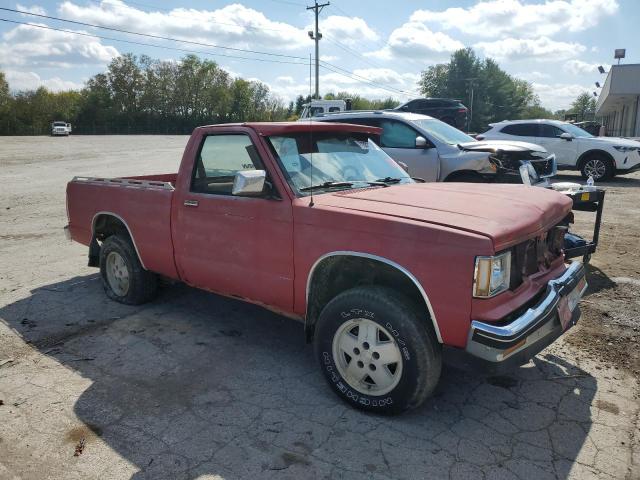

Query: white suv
479 119 640 180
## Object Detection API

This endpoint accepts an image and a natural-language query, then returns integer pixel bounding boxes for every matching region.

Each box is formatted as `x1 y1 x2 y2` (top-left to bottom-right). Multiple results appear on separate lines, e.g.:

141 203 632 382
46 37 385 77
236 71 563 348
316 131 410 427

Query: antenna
308 52 314 207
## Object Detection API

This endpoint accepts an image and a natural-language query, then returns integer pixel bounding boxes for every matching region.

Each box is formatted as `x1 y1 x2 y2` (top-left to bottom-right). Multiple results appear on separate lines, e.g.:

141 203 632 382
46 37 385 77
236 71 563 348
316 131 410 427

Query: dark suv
395 98 468 130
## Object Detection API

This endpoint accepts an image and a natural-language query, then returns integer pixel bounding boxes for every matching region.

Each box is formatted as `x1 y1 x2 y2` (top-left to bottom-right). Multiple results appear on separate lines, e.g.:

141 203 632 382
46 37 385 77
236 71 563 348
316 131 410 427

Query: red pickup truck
65 122 587 414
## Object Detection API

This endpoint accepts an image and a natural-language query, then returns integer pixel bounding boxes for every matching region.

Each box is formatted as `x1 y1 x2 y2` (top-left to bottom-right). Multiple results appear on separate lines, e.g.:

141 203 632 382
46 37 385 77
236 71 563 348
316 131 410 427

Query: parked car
65 121 586 414
395 98 468 129
479 119 640 180
51 121 71 136
312 111 556 184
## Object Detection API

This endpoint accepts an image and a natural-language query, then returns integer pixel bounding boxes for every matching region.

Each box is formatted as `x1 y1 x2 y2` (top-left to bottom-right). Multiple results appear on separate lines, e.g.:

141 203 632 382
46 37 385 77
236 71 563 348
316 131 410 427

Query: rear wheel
99 234 158 305
314 286 441 414
580 155 614 180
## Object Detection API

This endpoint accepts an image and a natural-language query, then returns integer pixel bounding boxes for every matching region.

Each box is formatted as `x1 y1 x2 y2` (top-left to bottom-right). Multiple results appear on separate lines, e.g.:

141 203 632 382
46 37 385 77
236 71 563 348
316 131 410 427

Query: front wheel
580 156 614 180
314 286 441 414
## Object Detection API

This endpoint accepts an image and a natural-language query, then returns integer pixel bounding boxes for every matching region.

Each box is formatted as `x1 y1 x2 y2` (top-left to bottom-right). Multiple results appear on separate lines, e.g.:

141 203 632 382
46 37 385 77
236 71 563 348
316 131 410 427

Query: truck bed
66 174 179 279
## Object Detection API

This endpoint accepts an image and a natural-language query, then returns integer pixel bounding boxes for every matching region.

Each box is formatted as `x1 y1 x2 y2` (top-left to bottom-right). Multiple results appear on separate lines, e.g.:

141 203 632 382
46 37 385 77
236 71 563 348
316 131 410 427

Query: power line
327 2 422 72
0 18 309 66
0 7 307 60
1 6 417 98
320 60 412 95
319 63 412 97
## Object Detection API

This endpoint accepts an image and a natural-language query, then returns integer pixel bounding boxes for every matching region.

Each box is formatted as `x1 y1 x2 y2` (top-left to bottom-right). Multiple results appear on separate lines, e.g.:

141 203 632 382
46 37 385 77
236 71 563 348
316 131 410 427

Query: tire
580 155 614 180
314 286 441 414
99 234 158 305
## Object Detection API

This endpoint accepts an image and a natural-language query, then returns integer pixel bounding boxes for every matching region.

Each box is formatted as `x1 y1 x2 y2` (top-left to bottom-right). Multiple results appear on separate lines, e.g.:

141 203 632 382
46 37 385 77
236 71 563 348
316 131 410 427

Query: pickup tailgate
66 176 178 279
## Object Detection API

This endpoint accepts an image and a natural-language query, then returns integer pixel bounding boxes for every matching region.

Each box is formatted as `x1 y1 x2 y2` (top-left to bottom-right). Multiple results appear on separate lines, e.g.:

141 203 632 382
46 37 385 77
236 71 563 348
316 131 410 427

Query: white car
479 119 640 180
51 121 71 136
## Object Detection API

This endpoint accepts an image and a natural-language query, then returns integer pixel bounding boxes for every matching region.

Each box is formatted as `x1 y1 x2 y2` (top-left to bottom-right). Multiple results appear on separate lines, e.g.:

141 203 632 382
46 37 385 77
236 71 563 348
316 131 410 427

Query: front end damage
458 141 556 186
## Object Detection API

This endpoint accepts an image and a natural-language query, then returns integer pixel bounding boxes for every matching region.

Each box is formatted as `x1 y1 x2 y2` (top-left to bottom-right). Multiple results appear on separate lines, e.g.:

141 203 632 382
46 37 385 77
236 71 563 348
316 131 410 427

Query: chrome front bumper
466 262 587 365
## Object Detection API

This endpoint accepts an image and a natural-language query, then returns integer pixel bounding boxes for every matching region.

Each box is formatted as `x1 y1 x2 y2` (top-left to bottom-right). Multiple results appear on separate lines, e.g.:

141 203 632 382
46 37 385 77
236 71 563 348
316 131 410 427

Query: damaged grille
509 225 567 289
529 156 555 178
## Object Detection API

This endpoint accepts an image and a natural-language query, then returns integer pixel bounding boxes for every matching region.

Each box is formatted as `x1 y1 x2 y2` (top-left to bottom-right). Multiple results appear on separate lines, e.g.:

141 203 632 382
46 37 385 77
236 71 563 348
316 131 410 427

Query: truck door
172 131 294 312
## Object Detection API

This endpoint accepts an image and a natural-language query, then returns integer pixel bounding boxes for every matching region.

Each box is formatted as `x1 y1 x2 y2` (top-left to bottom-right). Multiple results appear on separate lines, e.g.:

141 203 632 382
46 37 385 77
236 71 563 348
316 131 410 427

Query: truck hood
314 183 572 250
458 140 546 153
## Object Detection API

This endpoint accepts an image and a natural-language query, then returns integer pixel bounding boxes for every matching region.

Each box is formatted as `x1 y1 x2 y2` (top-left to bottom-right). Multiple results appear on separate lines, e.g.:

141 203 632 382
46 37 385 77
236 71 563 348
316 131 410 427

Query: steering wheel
341 166 360 181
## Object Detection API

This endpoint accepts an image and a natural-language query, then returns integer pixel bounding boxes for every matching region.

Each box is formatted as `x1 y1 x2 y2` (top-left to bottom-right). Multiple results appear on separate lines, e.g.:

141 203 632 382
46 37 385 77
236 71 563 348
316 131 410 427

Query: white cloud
515 71 550 80
531 82 591 110
0 23 119 68
564 60 609 75
59 0 309 51
264 68 419 102
16 3 47 15
411 0 618 39
368 21 464 60
475 37 585 61
320 55 338 62
276 75 295 85
317 15 378 46
4 70 84 91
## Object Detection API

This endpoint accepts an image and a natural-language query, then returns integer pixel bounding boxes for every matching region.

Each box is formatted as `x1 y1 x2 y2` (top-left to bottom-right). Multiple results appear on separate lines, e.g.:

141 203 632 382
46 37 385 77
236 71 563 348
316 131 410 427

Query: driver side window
191 134 262 195
379 120 418 148
539 124 565 138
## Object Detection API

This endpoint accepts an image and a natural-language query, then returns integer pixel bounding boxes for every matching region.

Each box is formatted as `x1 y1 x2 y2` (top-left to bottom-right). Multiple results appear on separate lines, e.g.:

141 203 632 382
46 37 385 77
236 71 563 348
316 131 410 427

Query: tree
1 54 292 135
568 92 596 121
418 48 540 131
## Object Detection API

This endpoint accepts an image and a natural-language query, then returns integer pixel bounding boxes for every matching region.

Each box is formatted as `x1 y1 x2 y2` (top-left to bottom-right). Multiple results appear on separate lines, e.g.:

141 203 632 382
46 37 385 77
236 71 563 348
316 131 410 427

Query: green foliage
323 92 399 110
0 54 288 134
418 48 543 131
568 92 597 121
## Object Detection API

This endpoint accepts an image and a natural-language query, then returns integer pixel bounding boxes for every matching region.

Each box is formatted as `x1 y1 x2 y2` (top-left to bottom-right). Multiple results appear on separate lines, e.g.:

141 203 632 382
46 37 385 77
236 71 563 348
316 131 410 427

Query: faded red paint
66 122 573 348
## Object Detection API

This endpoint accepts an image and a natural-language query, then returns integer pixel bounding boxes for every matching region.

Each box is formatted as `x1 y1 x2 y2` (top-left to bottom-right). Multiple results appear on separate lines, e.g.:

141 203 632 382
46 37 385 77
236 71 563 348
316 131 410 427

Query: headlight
473 252 511 298
613 146 640 152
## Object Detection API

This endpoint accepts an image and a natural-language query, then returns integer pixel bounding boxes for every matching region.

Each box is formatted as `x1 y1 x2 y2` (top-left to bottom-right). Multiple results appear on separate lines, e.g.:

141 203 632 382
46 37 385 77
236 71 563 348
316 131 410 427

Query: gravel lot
1 135 639 480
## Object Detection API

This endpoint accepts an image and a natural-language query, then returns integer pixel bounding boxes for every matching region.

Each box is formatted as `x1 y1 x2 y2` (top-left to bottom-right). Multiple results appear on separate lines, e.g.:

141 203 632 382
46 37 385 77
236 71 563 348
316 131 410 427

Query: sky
0 0 637 111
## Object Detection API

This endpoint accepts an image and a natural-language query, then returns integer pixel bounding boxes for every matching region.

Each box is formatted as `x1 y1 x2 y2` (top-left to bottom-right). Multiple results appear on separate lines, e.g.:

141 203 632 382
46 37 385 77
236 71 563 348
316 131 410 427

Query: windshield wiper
375 177 403 184
300 181 354 192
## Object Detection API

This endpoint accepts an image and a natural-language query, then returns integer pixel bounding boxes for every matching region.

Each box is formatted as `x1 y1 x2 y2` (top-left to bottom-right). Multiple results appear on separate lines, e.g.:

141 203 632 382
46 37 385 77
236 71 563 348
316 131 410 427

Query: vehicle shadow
584 262 617 294
554 171 640 189
1 275 597 479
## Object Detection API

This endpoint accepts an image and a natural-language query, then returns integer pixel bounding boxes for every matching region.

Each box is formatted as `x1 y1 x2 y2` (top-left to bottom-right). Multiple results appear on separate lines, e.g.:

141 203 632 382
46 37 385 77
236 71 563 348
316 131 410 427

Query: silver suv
311 111 556 184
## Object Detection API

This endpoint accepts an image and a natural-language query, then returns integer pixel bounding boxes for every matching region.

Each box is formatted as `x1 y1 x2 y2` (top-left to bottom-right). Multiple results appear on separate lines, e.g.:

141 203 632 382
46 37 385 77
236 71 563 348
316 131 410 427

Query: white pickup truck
51 121 72 136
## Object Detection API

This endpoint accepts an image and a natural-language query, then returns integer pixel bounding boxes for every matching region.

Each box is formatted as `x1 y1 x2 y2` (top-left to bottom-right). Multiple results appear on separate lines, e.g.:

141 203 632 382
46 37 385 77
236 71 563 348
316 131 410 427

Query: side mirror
415 136 429 148
559 132 573 141
232 170 266 196
398 161 410 173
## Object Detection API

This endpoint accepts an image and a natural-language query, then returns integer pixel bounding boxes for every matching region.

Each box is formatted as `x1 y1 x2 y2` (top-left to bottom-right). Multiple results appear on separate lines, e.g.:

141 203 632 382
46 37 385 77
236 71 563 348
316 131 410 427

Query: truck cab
299 99 351 119
51 121 71 136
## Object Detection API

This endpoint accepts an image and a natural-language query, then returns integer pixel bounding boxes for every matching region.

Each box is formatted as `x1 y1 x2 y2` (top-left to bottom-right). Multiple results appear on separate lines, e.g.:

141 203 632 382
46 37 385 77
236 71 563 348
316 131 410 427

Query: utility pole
465 77 477 133
307 0 329 99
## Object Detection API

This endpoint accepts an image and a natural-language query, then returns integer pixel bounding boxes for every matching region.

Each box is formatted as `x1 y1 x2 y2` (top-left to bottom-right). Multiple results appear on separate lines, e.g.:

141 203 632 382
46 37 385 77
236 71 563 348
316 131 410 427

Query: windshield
561 123 594 138
267 132 412 195
410 118 475 145
53 122 66 126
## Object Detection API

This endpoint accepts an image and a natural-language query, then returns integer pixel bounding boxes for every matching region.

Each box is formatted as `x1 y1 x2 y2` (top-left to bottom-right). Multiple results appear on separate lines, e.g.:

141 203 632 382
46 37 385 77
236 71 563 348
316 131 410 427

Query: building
596 63 640 138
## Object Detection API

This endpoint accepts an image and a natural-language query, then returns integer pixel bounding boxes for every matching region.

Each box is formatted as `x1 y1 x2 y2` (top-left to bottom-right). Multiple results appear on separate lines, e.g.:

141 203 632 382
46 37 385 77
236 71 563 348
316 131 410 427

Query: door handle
183 199 199 207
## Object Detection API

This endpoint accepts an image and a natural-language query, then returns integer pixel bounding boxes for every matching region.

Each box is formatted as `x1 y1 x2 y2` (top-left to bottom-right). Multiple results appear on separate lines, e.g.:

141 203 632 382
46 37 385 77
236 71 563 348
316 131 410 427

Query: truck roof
196 121 381 136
